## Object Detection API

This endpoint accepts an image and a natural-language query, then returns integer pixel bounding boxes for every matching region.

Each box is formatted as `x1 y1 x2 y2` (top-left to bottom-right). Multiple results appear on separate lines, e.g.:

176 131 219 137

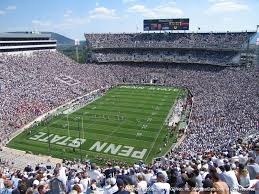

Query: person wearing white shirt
71 177 84 193
81 172 90 193
103 178 112 194
193 169 203 189
150 173 170 194
88 163 103 184
251 178 259 194
104 178 118 194
0 173 5 191
200 167 209 180
222 165 240 192
143 169 153 185
56 163 67 187
238 154 248 165
217 158 225 167
136 175 147 194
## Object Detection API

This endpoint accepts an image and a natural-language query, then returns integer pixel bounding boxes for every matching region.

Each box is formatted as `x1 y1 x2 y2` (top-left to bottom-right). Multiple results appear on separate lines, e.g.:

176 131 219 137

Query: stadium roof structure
0 32 56 54
0 32 51 38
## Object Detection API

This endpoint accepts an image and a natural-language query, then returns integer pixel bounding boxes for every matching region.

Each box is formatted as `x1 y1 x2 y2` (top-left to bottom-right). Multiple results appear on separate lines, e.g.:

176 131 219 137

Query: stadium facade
0 32 56 55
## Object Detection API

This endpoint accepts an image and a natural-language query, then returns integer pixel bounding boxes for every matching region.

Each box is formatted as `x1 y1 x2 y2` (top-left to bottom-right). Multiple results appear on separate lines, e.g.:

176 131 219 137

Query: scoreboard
144 18 189 31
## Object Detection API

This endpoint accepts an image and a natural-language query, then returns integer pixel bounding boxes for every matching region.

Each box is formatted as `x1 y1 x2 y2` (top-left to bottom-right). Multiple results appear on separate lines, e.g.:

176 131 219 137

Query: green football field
8 86 185 164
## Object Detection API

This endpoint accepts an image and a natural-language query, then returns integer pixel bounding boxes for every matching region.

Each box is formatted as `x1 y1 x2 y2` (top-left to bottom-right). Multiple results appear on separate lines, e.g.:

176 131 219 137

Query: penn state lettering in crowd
0 30 258 194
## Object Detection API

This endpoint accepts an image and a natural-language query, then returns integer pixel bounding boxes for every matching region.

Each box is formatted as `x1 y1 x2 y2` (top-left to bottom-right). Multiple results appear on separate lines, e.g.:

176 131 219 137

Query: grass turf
7 86 185 165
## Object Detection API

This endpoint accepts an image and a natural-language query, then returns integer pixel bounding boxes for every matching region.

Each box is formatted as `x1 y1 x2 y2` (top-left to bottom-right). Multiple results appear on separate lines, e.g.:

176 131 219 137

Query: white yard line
144 95 176 161
144 117 164 161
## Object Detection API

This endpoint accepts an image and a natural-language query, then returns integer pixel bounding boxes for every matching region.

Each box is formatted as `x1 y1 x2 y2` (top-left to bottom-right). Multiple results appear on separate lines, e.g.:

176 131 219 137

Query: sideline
4 87 109 145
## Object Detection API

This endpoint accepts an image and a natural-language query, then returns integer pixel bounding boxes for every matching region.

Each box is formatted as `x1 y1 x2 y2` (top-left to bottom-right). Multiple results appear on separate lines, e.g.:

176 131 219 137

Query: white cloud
128 5 145 13
89 7 120 20
31 17 90 32
0 10 6 16
5 5 16 11
59 17 90 28
208 0 226 2
64 9 73 17
122 0 137 4
128 2 183 18
0 5 16 16
206 0 249 14
32 19 52 27
223 17 233 22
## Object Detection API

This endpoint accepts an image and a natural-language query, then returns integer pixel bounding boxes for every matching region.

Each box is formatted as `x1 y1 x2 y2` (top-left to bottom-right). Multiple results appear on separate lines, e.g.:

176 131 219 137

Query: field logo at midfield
89 141 147 159
29 132 86 148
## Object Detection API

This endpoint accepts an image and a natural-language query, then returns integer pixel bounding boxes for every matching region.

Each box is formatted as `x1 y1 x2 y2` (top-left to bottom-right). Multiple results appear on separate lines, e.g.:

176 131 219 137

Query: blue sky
0 0 258 39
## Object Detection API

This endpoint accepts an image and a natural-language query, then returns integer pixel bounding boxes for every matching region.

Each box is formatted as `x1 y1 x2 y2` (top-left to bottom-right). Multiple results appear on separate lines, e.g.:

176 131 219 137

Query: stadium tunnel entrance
150 78 158 84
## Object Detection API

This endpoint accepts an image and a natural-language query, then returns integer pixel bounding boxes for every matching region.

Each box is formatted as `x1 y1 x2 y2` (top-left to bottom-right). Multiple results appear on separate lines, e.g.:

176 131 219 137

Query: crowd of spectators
0 51 117 143
92 51 238 66
104 63 258 153
0 133 258 194
0 50 258 154
86 32 255 66
0 31 258 193
85 32 254 49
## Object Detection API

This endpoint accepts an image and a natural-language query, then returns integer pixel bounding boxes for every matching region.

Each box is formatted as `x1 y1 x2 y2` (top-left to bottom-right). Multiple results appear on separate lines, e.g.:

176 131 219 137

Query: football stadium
0 1 259 193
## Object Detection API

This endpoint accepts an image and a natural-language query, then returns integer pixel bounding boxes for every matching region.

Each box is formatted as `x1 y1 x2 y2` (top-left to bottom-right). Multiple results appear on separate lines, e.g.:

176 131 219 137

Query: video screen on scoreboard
143 18 189 31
